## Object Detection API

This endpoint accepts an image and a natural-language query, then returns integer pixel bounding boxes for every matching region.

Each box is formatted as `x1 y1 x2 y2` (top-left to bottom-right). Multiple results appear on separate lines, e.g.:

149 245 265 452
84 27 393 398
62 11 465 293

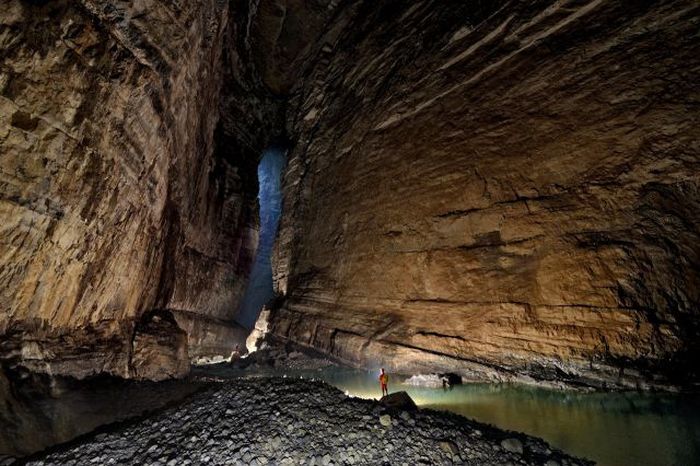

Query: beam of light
236 147 286 329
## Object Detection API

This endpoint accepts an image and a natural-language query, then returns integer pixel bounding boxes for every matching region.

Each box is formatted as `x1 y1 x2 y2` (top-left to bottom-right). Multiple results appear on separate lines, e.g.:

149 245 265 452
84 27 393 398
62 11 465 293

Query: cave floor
23 377 589 466
191 346 700 466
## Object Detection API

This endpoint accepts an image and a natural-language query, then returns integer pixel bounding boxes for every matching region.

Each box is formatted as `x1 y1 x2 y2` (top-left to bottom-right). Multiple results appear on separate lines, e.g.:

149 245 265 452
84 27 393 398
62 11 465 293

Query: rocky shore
23 377 591 466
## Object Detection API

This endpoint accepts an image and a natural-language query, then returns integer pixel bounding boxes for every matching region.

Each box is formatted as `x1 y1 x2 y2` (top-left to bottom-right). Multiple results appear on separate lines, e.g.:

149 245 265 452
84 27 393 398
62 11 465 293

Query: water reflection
2 364 698 466
280 367 700 466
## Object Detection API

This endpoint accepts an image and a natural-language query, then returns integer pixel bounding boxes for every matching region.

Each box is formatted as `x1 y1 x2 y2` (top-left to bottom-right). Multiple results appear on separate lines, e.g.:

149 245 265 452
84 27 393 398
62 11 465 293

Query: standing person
379 368 389 397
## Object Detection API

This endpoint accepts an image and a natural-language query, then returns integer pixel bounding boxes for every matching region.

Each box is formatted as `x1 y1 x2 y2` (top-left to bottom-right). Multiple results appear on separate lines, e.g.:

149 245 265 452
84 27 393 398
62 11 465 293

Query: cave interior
0 0 699 413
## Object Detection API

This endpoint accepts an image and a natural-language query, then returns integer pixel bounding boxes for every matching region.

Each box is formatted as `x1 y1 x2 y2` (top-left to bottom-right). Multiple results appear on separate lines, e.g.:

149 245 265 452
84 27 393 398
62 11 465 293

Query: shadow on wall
236 147 286 329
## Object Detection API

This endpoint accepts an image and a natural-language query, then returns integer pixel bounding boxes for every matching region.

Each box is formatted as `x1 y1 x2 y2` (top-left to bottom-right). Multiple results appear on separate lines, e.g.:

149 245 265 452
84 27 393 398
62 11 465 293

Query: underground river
232 367 700 466
2 365 699 465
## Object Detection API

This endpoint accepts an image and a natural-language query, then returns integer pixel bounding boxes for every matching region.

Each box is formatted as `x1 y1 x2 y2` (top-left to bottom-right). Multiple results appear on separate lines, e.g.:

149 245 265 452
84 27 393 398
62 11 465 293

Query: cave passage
236 147 286 329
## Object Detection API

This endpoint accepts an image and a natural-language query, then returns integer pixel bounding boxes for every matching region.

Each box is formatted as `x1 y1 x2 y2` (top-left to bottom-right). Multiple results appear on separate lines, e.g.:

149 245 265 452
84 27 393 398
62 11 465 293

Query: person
379 368 389 397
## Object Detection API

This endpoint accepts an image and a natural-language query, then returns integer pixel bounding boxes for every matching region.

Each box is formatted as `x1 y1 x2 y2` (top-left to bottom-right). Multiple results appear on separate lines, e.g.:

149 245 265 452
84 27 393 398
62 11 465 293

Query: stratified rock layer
1 0 698 387
131 311 189 381
0 0 257 377
271 0 700 388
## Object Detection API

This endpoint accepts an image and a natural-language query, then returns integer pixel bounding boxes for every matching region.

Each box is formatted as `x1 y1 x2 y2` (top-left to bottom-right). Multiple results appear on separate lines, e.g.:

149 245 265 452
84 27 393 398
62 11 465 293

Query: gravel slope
24 377 591 466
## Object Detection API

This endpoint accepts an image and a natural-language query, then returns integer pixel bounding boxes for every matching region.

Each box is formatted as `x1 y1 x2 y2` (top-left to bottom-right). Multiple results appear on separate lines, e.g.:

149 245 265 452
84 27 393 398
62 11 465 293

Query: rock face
246 307 272 354
1 0 699 386
270 1 700 389
131 311 189 381
0 0 261 378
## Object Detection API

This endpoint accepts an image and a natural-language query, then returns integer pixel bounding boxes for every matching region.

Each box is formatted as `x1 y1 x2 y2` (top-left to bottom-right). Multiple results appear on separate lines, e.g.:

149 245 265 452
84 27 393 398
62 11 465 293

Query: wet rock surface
24 378 591 466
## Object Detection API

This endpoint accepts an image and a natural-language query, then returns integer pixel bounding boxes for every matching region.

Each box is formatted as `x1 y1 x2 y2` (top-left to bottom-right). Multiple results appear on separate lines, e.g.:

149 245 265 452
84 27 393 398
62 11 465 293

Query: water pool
280 367 700 466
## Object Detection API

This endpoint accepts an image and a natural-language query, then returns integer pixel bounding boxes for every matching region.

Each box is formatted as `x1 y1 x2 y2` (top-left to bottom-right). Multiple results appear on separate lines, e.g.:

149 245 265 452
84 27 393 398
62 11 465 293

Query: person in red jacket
379 368 389 397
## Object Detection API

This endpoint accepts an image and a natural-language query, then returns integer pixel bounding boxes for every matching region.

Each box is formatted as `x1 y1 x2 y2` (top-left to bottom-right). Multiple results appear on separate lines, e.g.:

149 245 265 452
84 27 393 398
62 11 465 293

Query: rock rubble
25 378 591 466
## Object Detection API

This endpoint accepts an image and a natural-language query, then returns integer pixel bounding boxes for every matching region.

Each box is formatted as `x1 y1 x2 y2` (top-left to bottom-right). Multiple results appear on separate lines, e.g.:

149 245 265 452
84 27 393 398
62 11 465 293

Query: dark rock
501 438 524 454
380 391 418 412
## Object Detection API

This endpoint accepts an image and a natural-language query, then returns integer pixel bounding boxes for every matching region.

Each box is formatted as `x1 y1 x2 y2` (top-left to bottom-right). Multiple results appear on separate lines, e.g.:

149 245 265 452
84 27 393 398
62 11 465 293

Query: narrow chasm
1 1 699 465
237 147 286 329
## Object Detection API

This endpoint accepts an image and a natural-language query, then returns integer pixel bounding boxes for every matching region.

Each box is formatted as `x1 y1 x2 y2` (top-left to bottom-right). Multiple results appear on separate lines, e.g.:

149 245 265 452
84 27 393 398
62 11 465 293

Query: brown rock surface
1 0 698 387
270 0 700 388
131 311 188 381
0 0 261 378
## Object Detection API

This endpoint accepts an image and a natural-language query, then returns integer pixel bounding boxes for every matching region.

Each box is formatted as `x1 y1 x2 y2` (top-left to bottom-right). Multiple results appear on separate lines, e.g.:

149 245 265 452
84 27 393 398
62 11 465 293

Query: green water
285 367 700 466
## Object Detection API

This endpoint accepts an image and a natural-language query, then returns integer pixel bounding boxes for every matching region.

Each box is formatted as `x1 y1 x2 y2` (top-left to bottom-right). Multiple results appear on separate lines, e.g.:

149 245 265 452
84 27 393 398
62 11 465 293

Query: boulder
380 391 417 411
501 438 524 454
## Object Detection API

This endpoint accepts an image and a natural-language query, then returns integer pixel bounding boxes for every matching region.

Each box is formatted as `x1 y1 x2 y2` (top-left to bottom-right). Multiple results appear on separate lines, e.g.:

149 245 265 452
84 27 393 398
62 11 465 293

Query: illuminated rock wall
1 0 698 387
271 0 700 389
0 0 257 378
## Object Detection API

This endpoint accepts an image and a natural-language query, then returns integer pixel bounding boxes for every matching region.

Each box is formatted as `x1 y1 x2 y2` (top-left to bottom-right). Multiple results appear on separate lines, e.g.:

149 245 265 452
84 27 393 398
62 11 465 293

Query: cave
1 0 699 464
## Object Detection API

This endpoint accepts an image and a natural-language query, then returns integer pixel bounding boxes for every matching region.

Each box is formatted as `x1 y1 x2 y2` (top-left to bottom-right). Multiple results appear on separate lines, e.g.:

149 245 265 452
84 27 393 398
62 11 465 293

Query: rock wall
0 0 258 378
271 0 700 389
1 0 698 387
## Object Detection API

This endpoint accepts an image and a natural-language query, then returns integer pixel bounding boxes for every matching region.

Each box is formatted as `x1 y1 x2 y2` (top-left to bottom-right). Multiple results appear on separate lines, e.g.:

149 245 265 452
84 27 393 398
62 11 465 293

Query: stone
379 415 392 427
501 438 524 455
131 311 189 381
268 0 700 390
439 440 459 457
246 308 272 354
0 0 256 380
380 391 418 412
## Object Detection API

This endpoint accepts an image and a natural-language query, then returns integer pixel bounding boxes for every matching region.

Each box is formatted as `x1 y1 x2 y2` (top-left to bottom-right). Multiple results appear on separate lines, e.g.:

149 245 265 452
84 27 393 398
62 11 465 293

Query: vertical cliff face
0 0 338 379
0 0 259 379
271 0 700 388
1 0 698 387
